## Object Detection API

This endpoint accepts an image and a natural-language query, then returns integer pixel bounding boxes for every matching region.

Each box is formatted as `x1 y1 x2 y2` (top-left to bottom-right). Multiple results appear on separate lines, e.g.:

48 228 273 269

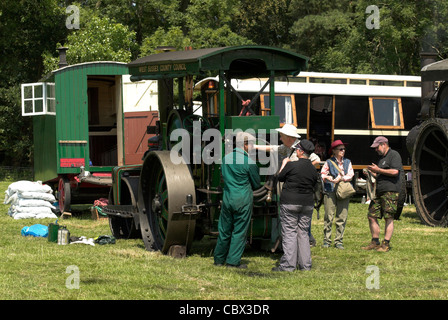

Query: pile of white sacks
4 180 58 219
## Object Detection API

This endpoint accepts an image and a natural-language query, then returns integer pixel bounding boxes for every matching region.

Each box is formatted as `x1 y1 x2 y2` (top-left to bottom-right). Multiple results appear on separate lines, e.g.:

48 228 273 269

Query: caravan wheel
58 176 71 212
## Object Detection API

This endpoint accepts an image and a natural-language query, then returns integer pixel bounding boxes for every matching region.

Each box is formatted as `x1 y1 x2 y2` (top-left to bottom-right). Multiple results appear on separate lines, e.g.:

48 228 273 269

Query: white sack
14 198 56 209
10 206 53 214
6 180 52 195
19 192 56 202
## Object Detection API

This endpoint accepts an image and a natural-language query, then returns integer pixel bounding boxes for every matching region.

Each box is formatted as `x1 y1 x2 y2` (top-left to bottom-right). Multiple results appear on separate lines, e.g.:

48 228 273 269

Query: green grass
1 180 447 300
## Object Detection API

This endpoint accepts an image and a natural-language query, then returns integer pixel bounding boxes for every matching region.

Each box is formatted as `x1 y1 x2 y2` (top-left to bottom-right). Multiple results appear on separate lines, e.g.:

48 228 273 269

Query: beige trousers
323 192 350 245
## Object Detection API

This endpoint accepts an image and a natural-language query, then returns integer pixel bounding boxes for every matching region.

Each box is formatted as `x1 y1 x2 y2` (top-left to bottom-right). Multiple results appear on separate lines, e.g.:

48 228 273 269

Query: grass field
1 180 447 301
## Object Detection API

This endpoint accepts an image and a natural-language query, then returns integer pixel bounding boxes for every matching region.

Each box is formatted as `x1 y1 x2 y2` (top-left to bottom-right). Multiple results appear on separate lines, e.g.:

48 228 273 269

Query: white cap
275 124 300 138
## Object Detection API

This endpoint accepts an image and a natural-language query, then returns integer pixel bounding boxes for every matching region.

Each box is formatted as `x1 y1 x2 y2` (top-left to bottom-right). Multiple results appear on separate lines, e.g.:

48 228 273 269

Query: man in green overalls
214 132 260 268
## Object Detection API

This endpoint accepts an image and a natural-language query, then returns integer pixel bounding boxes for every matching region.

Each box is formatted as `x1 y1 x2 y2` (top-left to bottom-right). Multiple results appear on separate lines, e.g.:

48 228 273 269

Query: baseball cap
292 139 315 154
370 136 388 148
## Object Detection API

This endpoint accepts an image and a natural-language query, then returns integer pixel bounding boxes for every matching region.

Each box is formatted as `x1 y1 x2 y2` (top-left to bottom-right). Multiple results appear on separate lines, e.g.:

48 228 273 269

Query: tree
0 87 33 166
0 0 67 84
65 15 137 64
139 0 253 55
0 0 67 166
43 5 138 73
420 0 448 58
348 0 433 74
140 26 192 56
90 0 187 47
288 3 355 72
233 0 295 47
3 0 448 167
287 0 444 75
184 0 252 48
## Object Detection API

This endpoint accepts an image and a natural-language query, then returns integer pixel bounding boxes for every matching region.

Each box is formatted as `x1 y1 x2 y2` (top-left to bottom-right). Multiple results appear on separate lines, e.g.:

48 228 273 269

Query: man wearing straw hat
255 123 301 161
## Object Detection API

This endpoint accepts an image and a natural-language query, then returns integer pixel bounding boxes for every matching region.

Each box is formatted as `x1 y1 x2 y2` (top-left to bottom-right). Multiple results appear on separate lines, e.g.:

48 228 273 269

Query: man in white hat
255 123 301 161
255 123 320 164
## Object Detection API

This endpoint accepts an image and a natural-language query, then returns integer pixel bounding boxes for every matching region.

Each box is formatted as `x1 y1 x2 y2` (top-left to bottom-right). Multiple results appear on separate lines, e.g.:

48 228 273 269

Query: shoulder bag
329 160 356 200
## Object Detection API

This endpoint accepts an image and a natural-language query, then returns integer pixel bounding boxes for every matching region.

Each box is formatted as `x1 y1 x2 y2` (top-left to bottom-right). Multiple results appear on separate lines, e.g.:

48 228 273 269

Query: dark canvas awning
128 46 309 81
421 59 448 82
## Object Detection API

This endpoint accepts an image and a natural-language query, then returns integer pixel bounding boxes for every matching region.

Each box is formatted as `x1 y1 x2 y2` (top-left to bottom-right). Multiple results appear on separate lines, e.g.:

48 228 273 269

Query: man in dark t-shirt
362 136 403 252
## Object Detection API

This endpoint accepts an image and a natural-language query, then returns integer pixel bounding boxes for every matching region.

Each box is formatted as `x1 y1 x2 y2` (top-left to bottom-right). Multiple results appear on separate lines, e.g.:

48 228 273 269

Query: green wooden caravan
21 61 159 211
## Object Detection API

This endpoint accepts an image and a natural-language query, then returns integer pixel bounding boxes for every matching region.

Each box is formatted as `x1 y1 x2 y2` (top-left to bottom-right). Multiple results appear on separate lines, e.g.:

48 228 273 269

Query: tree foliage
0 0 66 166
287 0 442 74
65 15 137 64
232 0 294 47
43 5 138 73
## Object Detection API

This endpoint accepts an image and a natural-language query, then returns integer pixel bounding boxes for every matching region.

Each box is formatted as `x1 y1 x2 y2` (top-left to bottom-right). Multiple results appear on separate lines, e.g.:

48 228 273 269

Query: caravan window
261 94 296 126
21 82 56 116
369 97 404 129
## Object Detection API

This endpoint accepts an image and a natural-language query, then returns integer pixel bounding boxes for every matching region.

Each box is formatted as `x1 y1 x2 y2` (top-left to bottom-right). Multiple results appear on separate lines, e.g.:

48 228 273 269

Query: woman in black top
272 139 318 272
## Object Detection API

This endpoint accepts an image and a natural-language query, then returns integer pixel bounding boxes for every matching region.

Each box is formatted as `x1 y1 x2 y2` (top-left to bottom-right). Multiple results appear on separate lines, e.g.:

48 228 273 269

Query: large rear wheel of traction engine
411 117 448 227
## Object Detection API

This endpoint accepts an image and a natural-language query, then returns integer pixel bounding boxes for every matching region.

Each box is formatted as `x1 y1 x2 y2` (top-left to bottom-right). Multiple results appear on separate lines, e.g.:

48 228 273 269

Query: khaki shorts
368 192 399 220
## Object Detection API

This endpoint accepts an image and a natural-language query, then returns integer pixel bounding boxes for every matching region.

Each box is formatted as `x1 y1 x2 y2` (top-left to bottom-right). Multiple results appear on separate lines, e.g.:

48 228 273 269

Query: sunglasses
335 148 346 151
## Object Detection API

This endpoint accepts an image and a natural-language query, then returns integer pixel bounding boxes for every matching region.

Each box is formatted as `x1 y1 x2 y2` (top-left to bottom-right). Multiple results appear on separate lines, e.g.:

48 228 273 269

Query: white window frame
21 82 56 116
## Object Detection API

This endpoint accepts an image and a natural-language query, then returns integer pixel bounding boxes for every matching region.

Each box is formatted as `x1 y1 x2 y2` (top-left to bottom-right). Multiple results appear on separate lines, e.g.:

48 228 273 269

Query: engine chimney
57 47 69 69
420 51 438 101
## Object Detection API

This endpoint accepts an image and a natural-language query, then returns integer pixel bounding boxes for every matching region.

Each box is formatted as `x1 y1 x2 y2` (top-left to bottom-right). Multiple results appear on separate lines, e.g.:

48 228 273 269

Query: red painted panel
124 111 158 164
60 158 85 168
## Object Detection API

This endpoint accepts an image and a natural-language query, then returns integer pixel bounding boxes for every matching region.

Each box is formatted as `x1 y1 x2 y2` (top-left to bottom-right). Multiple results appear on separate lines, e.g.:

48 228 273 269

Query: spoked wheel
138 151 197 253
166 109 189 150
108 179 141 239
412 118 448 227
182 114 211 133
58 176 71 212
109 215 139 239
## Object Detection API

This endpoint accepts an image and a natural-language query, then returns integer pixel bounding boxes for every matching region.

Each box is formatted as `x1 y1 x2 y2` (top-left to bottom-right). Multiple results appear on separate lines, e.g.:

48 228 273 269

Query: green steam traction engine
407 55 448 227
105 46 308 255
